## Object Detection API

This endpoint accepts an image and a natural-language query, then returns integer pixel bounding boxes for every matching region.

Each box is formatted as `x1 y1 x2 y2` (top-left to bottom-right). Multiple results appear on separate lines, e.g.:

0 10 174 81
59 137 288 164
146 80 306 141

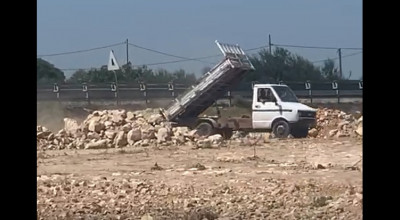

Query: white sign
107 50 120 71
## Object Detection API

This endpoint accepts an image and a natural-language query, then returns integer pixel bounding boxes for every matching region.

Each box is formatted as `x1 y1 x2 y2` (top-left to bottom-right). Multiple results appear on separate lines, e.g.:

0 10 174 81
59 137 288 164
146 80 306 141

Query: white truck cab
161 41 316 139
252 84 317 138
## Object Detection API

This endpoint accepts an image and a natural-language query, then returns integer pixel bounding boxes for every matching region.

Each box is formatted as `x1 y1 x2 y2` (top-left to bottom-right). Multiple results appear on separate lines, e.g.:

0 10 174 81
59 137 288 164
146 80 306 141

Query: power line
55 41 362 71
37 42 125 57
60 67 100 71
312 51 363 64
272 43 362 50
58 44 271 70
132 45 269 66
244 45 269 51
128 43 214 64
61 50 362 70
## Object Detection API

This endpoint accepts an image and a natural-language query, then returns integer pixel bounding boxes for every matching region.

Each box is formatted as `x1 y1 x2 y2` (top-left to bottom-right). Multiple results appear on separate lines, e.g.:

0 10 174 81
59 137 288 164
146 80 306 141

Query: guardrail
37 80 362 105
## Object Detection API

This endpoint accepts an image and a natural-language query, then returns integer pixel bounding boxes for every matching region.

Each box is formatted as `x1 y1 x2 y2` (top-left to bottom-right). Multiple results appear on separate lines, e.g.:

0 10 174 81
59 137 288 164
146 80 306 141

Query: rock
141 213 153 220
37 131 52 139
57 129 67 136
208 134 223 144
127 127 142 145
63 118 80 134
47 133 55 141
353 111 362 119
85 140 108 149
338 121 350 130
313 196 331 207
66 143 74 149
329 129 338 137
133 140 142 147
174 126 190 136
191 163 206 170
355 125 363 136
114 131 128 148
104 130 117 139
357 116 363 124
196 139 212 148
88 121 105 133
126 111 135 121
104 121 113 127
151 163 163 171
186 130 199 140
336 131 350 138
156 127 170 143
308 128 318 138
122 124 132 133
136 117 147 125
75 140 85 149
87 132 101 140
141 139 150 147
147 114 164 125
263 132 271 143
141 125 156 139
111 114 124 125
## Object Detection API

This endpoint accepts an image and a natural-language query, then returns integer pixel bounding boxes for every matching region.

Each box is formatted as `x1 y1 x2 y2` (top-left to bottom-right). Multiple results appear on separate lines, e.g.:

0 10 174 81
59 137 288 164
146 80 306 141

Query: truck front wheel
290 125 309 138
272 120 290 138
195 122 214 137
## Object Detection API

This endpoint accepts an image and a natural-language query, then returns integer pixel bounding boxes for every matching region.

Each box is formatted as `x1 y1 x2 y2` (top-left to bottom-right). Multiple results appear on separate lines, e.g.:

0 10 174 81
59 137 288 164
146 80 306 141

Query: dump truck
160 40 317 138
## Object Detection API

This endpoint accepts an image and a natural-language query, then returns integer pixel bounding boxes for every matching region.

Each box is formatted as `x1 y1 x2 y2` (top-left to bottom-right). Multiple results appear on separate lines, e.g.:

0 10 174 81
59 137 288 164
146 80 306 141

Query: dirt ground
37 101 362 219
37 137 362 219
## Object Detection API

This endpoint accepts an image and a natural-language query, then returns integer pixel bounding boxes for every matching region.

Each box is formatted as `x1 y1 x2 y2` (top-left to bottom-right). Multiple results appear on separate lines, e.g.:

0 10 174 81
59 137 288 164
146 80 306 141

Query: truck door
252 87 281 129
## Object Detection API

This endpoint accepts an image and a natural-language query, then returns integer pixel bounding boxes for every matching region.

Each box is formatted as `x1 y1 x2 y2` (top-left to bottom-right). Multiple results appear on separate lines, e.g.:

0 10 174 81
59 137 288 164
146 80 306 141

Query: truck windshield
272 86 299 102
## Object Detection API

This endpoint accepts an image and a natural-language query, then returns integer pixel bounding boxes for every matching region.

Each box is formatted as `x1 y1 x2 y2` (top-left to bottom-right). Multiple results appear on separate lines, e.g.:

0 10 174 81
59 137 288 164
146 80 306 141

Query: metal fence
37 80 362 104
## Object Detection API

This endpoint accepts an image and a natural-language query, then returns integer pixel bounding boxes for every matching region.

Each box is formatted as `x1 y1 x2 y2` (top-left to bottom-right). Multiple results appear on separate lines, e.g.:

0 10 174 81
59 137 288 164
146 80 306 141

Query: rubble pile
308 108 363 139
37 107 363 150
37 174 362 219
37 108 226 151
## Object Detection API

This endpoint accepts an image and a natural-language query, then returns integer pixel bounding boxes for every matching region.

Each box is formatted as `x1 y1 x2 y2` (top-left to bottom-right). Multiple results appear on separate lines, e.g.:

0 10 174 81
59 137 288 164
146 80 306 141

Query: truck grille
298 110 316 118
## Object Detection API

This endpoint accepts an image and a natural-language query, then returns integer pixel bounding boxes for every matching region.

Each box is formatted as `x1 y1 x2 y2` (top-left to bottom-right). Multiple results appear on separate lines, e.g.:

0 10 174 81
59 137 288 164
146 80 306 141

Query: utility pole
113 70 119 106
268 34 272 54
126 39 129 65
338 48 342 79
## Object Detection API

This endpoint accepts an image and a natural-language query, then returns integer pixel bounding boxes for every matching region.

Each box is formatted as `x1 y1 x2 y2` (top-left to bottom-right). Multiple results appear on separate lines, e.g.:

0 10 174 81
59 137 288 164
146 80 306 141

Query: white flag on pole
107 50 120 71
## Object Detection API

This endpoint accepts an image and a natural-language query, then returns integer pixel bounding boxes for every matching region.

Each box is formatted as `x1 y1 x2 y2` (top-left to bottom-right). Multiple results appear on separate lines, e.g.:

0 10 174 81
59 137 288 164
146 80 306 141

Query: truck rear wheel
195 122 214 137
272 120 290 138
220 128 233 139
290 125 309 138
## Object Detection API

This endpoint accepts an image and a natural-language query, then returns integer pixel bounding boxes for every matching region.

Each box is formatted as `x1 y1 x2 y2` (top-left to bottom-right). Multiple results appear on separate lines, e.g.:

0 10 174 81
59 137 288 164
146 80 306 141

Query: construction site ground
37 137 362 220
37 102 362 219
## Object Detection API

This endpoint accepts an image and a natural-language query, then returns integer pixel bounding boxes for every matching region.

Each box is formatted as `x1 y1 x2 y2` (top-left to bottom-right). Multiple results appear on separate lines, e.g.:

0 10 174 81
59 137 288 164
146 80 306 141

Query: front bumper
293 117 317 128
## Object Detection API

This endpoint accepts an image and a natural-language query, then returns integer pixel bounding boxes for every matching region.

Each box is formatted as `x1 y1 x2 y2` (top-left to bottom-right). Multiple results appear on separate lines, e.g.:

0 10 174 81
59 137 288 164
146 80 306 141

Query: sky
37 0 362 80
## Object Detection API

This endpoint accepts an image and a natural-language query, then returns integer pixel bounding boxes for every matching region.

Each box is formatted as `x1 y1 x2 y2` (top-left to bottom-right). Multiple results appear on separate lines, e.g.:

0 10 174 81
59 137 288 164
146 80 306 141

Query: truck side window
258 88 274 103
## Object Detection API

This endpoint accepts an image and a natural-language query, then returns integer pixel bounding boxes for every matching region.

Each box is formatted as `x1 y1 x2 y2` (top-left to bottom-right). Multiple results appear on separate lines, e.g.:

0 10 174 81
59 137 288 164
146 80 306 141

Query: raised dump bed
160 40 255 125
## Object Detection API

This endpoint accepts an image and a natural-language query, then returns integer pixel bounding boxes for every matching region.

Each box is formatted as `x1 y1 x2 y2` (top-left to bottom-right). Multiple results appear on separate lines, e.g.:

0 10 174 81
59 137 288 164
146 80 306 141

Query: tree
66 64 197 85
239 47 328 89
66 69 88 83
321 59 340 80
37 58 65 84
201 66 212 75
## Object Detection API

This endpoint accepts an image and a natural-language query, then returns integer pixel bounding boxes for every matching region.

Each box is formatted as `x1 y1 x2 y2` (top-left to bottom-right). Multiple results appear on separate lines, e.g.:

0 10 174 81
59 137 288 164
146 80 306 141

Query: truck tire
195 122 214 137
220 128 233 140
290 125 309 138
272 120 290 138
